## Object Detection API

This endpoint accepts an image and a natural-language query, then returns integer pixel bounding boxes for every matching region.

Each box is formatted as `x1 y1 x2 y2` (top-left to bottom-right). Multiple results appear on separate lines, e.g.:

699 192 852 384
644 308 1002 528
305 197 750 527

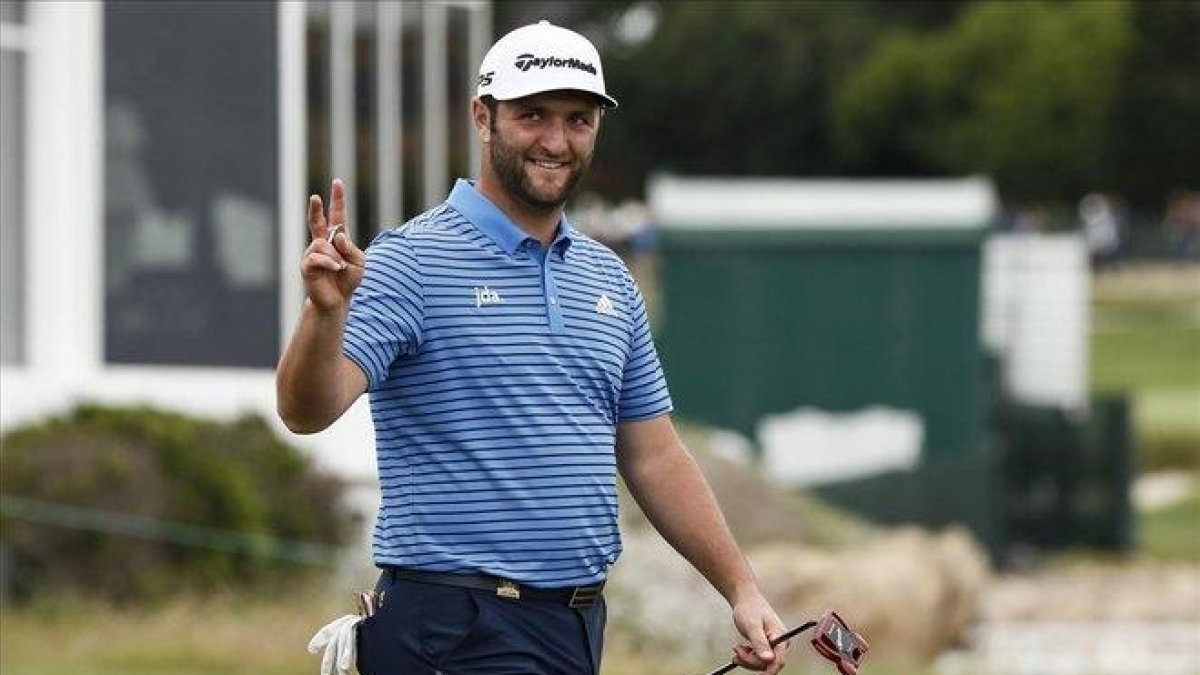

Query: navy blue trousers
356 572 606 675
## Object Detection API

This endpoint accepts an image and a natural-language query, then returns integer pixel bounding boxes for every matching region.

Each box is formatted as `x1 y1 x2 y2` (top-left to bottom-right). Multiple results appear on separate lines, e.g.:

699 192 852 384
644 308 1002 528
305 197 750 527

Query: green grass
1136 388 1200 437
1089 266 1198 560
1139 488 1200 561
1091 299 1200 392
0 591 335 675
1090 268 1200 471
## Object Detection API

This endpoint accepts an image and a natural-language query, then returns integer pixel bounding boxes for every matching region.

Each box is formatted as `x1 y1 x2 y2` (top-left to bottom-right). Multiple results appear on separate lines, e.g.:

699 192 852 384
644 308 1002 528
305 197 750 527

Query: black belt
386 567 604 608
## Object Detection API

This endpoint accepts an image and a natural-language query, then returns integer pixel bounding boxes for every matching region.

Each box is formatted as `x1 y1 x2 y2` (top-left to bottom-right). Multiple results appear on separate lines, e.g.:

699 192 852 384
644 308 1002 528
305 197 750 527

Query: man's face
485 91 602 213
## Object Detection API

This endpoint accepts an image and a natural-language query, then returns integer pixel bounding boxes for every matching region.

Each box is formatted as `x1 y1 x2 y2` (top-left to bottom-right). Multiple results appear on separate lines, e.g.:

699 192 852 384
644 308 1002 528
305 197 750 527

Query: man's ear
472 98 492 143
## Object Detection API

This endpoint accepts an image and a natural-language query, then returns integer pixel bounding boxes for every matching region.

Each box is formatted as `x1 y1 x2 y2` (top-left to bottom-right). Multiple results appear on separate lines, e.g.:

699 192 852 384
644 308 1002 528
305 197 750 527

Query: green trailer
649 176 1004 555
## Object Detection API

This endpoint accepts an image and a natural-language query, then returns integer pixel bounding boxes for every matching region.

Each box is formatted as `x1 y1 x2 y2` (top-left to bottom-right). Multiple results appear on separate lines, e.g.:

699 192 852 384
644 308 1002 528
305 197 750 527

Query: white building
0 1 491 487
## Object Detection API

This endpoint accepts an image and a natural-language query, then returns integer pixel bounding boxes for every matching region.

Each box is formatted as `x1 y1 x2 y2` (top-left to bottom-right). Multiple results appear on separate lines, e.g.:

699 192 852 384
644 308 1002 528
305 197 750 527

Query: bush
0 405 354 602
1141 428 1200 472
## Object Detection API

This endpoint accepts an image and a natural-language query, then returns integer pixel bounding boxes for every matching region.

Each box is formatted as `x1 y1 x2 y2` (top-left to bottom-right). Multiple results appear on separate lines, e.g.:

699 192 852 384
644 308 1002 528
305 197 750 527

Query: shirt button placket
543 259 564 333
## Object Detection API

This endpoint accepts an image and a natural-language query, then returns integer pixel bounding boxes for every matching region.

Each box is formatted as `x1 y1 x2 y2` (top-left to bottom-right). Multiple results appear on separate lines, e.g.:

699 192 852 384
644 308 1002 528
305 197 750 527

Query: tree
1105 1 1200 209
833 1 1133 203
496 1 1194 210
593 1 918 198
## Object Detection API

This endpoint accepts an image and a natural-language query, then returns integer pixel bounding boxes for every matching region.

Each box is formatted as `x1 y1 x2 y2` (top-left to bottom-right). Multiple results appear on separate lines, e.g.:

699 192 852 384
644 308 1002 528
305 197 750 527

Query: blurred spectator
1079 193 1125 268
1163 191 1200 261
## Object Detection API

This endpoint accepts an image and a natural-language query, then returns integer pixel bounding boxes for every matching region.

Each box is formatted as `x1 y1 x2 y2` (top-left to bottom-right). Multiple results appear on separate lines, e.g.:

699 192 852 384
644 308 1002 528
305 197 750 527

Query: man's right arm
276 300 367 434
276 179 368 434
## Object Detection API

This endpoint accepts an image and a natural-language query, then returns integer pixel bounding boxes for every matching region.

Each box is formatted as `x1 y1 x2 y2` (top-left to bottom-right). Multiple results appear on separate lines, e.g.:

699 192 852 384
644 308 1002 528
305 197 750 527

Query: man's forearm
618 417 791 672
276 299 355 433
621 442 759 605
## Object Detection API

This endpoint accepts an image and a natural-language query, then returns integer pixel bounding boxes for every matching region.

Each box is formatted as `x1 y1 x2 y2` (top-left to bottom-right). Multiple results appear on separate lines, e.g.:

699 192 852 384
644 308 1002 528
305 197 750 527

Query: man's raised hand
303 179 365 312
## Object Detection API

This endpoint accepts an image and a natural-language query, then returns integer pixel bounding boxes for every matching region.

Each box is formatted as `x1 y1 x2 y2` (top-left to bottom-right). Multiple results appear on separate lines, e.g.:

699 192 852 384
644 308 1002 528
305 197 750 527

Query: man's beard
489 131 590 213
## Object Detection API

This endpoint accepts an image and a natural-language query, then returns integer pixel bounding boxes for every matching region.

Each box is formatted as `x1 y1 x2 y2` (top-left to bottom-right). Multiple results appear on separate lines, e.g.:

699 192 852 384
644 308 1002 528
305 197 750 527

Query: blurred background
0 1 1196 674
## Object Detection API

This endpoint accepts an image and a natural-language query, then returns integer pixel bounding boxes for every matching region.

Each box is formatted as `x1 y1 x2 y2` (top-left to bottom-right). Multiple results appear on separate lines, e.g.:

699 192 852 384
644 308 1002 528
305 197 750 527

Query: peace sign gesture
303 179 366 312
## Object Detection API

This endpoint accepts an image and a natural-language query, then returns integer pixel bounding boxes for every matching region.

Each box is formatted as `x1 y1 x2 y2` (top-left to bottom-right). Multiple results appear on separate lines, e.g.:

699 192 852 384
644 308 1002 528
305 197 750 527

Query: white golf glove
307 614 363 675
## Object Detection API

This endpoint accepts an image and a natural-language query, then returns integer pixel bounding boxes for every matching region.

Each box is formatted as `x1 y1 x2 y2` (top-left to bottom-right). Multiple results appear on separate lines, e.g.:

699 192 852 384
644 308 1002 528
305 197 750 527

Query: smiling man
277 20 790 675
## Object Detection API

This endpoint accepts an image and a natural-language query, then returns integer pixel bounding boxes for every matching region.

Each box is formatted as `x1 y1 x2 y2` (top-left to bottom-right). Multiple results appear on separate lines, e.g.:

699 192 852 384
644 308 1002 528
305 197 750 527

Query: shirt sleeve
342 230 425 391
617 274 674 422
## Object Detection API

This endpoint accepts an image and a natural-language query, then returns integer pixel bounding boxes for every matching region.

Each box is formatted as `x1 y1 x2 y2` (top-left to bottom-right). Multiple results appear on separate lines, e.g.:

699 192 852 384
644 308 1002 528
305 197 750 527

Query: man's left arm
616 414 791 674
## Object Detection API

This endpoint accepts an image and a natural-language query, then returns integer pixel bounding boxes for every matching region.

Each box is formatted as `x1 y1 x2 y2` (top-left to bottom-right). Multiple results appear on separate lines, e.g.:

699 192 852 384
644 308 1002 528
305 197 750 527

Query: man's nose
537 119 568 154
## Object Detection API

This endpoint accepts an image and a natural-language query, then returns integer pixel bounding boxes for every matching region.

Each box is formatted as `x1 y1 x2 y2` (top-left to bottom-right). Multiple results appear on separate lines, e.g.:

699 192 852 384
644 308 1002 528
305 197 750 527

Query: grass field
1090 265 1199 561
1140 489 1200 561
1090 299 1200 391
0 591 332 675
1090 264 1200 470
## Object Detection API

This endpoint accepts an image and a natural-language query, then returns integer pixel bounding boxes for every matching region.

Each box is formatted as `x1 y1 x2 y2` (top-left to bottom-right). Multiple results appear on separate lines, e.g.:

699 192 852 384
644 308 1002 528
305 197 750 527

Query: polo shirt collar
448 179 575 256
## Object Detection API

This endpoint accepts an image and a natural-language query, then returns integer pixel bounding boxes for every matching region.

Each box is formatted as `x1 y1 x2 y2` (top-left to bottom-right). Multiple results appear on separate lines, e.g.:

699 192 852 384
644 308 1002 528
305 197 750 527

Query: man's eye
520 111 541 121
570 114 592 127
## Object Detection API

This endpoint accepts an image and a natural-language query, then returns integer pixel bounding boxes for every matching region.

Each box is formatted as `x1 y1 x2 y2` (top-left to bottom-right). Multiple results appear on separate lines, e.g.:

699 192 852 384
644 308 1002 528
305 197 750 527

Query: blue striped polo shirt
342 179 673 588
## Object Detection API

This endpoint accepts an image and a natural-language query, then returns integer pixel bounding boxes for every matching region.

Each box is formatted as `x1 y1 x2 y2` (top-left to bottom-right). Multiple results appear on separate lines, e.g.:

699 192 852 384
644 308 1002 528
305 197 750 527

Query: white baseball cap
476 20 618 109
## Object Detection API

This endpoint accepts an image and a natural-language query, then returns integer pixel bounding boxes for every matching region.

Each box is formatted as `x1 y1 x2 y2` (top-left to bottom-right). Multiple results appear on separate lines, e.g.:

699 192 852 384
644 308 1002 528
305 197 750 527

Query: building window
103 1 279 367
1 1 28 365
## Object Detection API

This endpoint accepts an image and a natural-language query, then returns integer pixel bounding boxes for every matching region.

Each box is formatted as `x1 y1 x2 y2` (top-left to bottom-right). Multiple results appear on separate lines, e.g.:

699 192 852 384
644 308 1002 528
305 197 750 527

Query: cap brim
490 87 618 110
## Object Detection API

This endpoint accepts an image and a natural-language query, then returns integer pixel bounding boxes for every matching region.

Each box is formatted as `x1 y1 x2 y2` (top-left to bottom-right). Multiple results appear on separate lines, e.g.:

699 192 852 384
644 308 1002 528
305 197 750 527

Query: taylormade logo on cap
477 20 618 109
513 53 598 75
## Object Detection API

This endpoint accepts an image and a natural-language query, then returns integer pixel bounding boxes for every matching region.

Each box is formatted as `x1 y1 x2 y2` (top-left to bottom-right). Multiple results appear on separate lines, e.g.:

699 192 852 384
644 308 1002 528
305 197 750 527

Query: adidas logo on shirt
474 285 504 308
595 293 616 317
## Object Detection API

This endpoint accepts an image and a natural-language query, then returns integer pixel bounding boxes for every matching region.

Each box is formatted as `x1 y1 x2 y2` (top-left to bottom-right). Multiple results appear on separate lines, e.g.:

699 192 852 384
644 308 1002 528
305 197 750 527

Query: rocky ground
609 445 992 666
941 560 1200 675
981 559 1199 623
608 439 1199 674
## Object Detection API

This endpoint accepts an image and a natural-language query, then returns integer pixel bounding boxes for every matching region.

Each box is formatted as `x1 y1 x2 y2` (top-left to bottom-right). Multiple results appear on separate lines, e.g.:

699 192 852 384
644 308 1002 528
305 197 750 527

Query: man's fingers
732 644 769 671
749 621 775 661
763 632 788 675
310 179 348 246
308 237 345 263
308 194 327 240
331 227 366 266
762 621 790 674
329 178 347 236
303 251 346 275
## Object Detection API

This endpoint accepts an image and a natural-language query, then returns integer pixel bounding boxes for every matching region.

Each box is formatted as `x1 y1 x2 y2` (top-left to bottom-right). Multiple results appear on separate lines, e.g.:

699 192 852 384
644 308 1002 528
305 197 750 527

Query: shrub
0 405 354 602
1141 428 1200 472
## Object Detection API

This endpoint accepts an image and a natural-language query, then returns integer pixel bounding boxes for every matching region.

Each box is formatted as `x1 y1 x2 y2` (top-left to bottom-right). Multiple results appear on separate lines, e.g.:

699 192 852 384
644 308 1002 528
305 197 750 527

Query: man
278 20 790 675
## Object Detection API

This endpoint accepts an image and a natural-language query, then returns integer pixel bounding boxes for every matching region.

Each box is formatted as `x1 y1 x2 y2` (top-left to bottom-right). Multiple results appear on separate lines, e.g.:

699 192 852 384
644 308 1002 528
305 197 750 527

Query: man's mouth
530 159 568 170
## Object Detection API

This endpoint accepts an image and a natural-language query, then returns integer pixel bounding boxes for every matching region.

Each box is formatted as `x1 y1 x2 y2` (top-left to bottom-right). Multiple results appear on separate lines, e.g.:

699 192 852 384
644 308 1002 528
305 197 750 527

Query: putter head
810 610 869 675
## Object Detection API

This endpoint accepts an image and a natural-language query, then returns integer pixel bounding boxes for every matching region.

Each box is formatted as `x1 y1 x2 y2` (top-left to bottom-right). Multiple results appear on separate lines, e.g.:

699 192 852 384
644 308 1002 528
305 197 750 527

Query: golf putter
703 609 869 675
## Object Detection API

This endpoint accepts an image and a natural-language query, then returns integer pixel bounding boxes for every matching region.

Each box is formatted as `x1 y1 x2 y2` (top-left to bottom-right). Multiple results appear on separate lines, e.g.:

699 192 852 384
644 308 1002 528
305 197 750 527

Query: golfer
278 20 790 675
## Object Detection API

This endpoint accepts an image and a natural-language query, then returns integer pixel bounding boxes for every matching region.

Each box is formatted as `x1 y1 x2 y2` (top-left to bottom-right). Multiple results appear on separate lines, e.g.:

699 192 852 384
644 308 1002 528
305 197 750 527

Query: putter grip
702 621 817 675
